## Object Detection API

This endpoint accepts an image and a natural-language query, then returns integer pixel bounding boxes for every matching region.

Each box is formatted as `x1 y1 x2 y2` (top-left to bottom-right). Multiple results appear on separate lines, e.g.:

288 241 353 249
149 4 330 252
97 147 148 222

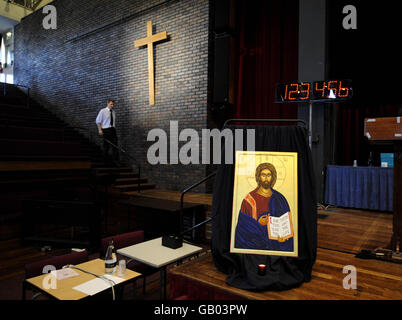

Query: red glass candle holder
258 264 266 275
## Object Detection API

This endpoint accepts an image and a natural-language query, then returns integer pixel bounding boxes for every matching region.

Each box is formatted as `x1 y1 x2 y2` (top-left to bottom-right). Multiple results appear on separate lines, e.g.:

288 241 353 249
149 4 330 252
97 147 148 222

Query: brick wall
14 0 211 191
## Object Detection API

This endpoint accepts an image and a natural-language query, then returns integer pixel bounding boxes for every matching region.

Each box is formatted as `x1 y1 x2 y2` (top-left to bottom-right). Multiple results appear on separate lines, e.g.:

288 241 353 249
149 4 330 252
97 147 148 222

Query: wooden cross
134 21 167 106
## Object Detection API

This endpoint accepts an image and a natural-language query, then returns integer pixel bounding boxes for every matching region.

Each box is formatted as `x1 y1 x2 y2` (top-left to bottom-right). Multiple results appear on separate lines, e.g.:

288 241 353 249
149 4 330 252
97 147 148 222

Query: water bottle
105 239 117 274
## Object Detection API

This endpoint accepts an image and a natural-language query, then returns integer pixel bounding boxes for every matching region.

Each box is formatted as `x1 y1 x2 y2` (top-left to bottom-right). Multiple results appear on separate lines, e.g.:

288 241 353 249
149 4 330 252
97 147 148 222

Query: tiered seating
0 85 98 241
0 104 92 171
0 84 155 245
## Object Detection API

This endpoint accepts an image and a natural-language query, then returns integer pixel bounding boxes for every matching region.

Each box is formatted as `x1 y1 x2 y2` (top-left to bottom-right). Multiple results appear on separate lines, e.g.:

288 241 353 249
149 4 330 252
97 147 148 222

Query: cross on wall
134 21 168 106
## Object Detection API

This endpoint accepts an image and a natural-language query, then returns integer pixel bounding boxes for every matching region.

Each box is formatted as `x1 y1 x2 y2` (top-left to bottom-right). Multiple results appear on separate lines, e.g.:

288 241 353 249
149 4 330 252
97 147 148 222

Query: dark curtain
327 0 402 166
234 0 299 120
335 103 401 166
211 125 317 291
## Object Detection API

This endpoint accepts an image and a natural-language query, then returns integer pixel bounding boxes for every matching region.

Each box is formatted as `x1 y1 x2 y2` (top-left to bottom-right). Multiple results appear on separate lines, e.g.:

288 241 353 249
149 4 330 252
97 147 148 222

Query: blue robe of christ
234 189 294 252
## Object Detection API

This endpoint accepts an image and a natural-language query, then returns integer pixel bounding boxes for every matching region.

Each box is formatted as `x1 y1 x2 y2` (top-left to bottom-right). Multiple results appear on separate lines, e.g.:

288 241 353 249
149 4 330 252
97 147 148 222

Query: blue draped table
324 165 393 211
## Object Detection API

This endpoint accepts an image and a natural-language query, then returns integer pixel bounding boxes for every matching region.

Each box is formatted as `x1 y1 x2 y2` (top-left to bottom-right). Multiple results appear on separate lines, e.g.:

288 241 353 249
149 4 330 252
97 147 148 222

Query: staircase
0 83 155 239
93 167 156 193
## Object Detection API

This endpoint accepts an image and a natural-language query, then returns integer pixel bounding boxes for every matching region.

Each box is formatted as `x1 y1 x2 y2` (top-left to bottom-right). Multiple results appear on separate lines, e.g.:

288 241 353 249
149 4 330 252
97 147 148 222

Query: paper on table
72 274 125 296
50 268 80 280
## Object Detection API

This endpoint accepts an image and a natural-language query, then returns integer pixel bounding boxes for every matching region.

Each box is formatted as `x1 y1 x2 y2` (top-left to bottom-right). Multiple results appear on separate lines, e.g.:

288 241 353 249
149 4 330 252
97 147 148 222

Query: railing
102 137 142 193
65 126 142 192
0 82 31 108
179 171 216 237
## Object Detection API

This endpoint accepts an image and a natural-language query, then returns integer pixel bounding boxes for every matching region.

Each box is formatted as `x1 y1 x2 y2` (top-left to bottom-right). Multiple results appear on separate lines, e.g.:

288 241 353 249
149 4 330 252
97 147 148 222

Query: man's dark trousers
102 127 119 166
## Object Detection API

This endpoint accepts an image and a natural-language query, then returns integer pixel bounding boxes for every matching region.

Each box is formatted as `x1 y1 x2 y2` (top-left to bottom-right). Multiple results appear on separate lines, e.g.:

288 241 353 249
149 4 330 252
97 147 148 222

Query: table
119 197 206 241
23 258 141 300
324 165 393 211
117 237 202 299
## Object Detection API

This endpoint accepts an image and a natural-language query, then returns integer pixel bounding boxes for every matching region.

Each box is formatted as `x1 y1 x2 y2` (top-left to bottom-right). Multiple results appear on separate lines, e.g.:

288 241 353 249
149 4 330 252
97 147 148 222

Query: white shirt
96 107 116 129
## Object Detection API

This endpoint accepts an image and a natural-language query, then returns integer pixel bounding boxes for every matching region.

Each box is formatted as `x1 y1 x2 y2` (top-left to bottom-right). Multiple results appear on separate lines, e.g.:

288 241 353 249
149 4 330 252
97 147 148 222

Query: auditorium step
93 167 134 173
116 172 140 178
92 166 155 193
0 85 156 243
91 162 107 168
112 183 156 192
112 177 148 185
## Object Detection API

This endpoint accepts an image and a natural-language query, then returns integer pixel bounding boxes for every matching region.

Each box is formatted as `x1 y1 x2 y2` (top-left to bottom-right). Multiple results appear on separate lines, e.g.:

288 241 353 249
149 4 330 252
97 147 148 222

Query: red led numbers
314 81 326 98
327 80 338 97
287 83 299 100
283 82 310 101
312 80 352 100
337 81 349 97
275 80 352 103
300 82 310 100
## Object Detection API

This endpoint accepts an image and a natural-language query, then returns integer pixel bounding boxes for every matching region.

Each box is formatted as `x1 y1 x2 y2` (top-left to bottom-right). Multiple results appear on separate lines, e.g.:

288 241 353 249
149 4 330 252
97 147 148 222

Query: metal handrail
179 171 216 237
66 125 142 192
102 137 142 193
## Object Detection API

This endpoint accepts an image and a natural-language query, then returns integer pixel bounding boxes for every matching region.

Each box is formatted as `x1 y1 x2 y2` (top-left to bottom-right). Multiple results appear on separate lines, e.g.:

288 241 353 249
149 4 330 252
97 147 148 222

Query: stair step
113 178 147 185
91 163 107 168
0 114 64 122
113 183 155 192
94 167 133 173
0 176 90 186
94 173 143 183
1 120 62 128
0 89 154 195
117 172 140 178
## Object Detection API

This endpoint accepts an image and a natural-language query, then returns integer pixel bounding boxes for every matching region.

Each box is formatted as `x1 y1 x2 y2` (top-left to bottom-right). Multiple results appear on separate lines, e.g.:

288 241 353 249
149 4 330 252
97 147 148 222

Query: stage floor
0 189 400 300
169 246 402 300
129 190 400 299
130 190 393 253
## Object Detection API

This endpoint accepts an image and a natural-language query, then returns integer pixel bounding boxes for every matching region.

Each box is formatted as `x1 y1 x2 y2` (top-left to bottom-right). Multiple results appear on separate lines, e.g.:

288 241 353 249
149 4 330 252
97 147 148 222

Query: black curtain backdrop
234 0 299 120
327 0 402 166
211 125 317 291
335 103 400 166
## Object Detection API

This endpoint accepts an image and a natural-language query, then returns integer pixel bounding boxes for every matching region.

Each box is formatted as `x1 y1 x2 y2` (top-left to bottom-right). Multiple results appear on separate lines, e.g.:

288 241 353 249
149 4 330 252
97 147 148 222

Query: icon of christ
234 162 294 252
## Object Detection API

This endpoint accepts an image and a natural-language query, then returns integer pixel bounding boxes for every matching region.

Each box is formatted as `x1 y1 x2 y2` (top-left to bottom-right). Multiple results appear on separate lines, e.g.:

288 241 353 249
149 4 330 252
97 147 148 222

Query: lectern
364 117 402 262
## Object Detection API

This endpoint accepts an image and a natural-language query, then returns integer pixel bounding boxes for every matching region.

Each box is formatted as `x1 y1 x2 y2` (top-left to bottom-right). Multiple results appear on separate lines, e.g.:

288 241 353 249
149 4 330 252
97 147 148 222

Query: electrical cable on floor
317 203 335 210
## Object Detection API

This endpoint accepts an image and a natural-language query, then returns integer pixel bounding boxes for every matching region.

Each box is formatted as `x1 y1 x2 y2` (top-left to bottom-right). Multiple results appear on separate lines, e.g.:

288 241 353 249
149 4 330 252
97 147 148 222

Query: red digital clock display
312 80 352 101
275 80 352 103
275 82 310 102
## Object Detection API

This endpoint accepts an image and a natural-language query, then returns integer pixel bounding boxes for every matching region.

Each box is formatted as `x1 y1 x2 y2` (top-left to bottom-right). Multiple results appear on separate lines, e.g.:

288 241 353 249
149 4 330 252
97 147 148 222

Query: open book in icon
267 212 294 241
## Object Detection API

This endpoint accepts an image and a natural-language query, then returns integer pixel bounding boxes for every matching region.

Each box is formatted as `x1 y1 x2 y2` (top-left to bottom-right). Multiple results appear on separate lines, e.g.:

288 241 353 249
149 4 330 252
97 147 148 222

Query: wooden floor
316 207 393 254
170 247 402 300
168 204 400 300
0 189 399 300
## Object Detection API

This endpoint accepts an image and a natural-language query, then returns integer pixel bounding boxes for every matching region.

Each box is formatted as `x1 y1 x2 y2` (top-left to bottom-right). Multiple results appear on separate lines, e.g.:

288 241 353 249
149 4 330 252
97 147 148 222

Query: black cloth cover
211 125 317 291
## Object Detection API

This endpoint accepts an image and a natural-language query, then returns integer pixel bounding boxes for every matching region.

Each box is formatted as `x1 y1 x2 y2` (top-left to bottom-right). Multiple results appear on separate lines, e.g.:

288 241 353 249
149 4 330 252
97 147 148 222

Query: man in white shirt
95 99 119 166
